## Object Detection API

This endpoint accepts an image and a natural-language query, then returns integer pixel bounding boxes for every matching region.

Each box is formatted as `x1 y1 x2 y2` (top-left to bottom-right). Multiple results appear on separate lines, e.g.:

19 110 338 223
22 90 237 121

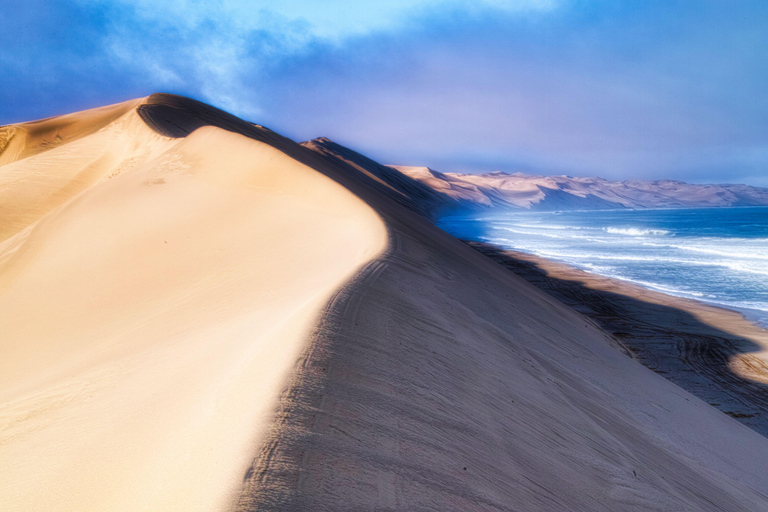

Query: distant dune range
392 166 768 211
3 94 768 511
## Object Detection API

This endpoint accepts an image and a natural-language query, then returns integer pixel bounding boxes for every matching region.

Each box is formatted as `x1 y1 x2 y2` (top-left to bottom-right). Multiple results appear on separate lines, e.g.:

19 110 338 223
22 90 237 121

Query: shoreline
464 239 768 437
437 205 768 330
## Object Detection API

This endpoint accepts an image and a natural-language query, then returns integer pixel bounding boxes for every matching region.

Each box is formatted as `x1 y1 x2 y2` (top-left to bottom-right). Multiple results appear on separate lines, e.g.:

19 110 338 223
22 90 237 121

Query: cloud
1 0 766 185
250 0 768 183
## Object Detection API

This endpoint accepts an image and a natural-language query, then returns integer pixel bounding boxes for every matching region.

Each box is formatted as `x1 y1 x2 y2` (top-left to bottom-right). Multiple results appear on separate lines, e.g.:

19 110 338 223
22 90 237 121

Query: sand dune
2 95 768 511
0 96 386 511
301 137 457 218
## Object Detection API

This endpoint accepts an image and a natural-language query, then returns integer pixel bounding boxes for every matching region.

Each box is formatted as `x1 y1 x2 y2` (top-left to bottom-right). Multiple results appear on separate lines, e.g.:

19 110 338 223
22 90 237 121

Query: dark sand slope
301 137 460 218
466 242 768 437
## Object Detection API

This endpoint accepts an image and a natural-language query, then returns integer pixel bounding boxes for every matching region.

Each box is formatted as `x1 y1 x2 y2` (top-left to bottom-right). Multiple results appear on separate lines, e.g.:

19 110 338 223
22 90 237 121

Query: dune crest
0 97 387 511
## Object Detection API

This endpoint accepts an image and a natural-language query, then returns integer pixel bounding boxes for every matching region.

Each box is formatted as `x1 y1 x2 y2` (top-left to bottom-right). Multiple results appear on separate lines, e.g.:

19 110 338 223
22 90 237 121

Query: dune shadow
465 240 768 438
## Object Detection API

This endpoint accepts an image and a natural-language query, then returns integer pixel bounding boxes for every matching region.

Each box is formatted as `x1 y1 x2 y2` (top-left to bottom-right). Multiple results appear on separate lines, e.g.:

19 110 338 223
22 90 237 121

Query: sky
1 0 767 185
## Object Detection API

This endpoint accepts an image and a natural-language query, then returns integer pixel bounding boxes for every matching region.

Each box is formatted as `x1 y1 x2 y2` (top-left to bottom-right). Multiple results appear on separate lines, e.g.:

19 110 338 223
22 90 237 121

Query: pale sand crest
0 96 386 511
1 95 768 511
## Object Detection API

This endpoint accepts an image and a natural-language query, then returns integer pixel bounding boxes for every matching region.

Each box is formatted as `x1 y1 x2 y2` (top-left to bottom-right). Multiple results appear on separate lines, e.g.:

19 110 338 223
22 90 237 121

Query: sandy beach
3 95 768 511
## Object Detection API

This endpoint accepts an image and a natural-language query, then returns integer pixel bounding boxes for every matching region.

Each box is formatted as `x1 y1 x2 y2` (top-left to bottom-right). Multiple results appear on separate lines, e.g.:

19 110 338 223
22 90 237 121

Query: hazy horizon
2 1 767 186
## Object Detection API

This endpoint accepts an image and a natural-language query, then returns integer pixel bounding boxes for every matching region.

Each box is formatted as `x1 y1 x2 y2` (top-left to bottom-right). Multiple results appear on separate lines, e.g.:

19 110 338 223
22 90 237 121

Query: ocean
438 206 768 328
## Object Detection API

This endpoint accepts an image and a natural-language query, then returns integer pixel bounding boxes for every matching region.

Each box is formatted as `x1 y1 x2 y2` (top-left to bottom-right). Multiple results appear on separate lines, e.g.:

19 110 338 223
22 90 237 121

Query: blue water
438 207 768 327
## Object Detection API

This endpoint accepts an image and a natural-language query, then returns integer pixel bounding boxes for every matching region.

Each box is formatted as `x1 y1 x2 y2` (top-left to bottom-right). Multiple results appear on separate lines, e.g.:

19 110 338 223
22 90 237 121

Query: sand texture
2 95 768 511
465 242 768 436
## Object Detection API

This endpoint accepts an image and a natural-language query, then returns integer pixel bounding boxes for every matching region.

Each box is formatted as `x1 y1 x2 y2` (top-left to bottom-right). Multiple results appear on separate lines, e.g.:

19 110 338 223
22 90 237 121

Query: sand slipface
0 98 386 512
3 95 768 511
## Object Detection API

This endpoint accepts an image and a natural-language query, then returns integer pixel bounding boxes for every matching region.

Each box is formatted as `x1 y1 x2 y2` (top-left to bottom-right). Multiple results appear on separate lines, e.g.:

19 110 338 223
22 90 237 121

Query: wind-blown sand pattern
2 95 768 511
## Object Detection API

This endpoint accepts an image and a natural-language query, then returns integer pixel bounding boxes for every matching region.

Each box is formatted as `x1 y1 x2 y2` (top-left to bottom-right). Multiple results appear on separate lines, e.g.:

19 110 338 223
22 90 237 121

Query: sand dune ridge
2 95 768 511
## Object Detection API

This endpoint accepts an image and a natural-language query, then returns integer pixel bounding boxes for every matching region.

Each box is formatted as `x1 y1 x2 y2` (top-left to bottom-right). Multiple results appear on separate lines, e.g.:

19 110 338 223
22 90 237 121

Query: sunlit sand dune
0 99 140 167
0 96 386 511
2 95 768 511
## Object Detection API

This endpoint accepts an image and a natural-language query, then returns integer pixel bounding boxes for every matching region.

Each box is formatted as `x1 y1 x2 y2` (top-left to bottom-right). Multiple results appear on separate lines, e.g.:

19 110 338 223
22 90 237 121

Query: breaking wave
604 227 669 236
437 206 768 324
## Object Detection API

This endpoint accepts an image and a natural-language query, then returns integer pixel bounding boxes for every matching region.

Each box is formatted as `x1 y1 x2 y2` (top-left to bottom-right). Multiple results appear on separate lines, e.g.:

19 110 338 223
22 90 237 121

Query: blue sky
1 0 767 185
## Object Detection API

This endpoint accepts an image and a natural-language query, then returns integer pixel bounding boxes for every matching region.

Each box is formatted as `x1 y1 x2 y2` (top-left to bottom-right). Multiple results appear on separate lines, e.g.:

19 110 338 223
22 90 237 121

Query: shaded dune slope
2 94 768 511
144 98 768 510
301 137 459 218
236 166 768 510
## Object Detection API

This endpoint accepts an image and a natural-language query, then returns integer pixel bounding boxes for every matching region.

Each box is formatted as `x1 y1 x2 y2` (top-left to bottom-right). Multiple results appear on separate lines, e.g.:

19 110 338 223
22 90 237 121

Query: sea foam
604 227 669 236
437 206 768 326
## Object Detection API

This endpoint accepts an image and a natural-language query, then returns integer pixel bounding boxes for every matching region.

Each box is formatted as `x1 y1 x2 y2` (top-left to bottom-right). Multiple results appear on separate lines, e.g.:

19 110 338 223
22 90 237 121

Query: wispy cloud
1 0 767 185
